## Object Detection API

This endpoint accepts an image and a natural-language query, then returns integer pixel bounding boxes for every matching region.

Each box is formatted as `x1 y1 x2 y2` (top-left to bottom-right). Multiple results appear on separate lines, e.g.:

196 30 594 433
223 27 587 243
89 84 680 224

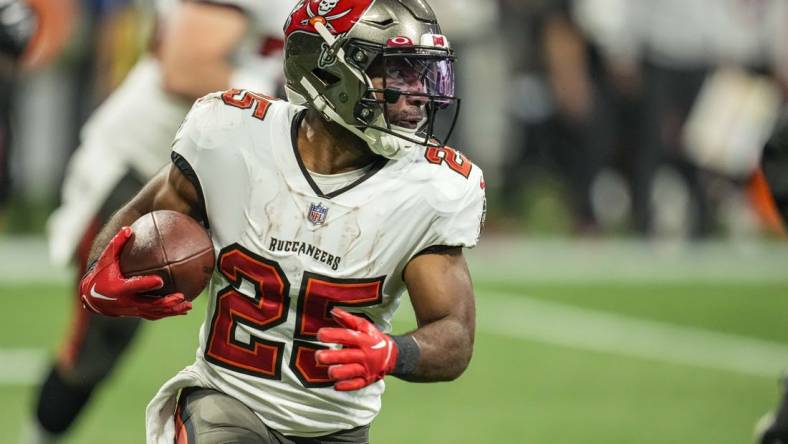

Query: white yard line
469 236 788 284
2 291 787 385
477 290 788 379
0 348 47 385
0 237 70 284
3 236 788 284
2 235 787 384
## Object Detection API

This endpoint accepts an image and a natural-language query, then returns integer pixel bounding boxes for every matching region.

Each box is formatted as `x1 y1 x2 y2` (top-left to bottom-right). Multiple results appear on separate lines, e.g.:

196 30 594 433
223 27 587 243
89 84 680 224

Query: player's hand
79 227 192 320
315 308 398 391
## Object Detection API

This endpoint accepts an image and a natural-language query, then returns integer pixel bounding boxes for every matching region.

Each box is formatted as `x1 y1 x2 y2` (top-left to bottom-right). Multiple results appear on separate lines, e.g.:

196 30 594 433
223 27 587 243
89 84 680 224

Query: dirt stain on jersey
340 206 363 254
364 229 384 275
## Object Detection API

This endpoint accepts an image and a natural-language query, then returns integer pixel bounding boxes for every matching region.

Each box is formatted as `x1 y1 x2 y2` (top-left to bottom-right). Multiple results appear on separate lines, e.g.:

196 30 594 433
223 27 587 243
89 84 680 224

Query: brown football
119 210 214 301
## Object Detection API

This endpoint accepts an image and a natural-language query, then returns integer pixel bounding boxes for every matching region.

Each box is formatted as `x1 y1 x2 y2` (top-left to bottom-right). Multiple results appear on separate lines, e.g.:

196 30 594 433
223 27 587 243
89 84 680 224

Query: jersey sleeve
169 92 250 229
419 166 487 252
172 93 237 168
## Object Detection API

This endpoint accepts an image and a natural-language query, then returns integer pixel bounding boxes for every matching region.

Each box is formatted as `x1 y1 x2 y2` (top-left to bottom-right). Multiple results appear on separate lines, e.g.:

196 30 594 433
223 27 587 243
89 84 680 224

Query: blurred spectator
428 0 506 187
576 0 788 238
497 0 616 233
753 110 788 444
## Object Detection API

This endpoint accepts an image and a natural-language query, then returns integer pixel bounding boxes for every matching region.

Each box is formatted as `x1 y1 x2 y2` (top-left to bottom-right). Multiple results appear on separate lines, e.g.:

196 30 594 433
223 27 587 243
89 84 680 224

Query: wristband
391 335 420 376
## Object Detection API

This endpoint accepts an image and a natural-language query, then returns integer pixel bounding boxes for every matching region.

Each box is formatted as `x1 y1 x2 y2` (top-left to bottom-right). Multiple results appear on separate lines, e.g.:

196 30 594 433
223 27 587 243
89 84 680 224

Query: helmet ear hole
311 68 341 86
354 102 377 124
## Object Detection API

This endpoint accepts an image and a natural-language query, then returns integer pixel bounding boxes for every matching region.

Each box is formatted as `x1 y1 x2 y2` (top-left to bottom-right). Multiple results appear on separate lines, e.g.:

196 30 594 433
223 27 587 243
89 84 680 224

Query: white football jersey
169 90 486 436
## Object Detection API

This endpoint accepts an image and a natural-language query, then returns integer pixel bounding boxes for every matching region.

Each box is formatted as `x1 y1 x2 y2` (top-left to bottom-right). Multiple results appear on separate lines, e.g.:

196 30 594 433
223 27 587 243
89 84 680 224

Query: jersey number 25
205 244 385 388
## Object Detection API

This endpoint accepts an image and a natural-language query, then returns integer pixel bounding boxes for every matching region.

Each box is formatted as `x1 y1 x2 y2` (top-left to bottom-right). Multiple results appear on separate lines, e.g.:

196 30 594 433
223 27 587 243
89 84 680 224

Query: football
119 210 214 301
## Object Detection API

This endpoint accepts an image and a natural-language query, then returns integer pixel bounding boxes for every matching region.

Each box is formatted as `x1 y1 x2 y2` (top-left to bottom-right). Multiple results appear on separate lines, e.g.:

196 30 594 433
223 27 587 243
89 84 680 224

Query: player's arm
78 165 201 320
315 247 475 389
396 247 475 381
316 160 485 390
159 2 248 99
543 9 593 122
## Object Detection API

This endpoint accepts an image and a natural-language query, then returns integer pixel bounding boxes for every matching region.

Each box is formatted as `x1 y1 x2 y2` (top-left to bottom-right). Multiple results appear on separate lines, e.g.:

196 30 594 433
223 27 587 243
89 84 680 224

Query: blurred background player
21 0 295 442
0 0 75 228
574 0 788 238
755 110 788 444
759 112 788 226
497 0 787 238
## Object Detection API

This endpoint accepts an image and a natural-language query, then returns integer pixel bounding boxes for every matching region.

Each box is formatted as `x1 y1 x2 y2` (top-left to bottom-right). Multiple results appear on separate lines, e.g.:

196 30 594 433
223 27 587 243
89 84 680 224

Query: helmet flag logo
317 0 340 15
285 0 375 36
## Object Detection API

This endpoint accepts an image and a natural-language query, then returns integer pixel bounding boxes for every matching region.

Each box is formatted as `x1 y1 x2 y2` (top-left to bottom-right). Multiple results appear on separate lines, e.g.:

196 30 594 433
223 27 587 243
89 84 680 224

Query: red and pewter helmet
283 0 459 159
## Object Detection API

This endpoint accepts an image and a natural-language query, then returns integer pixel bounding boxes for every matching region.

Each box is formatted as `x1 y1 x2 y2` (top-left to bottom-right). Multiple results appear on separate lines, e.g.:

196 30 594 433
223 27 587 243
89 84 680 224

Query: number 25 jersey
169 90 486 436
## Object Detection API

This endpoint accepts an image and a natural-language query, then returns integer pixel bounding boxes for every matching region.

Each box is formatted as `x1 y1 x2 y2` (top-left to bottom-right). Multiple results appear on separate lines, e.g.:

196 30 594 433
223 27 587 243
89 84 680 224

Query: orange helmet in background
20 0 76 70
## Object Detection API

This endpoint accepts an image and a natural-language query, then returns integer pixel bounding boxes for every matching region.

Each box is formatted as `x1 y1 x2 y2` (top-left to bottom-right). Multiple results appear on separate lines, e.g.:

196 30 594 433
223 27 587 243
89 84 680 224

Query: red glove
79 227 192 320
316 308 398 391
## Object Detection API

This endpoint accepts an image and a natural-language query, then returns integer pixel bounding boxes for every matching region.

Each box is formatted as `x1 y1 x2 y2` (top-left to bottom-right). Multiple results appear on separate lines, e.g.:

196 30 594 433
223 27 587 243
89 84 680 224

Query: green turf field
1 275 787 443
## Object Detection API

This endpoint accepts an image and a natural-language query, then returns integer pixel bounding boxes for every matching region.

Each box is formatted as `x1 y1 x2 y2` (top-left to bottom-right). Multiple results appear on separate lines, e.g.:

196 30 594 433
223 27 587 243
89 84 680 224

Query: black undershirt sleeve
171 151 210 229
413 244 459 258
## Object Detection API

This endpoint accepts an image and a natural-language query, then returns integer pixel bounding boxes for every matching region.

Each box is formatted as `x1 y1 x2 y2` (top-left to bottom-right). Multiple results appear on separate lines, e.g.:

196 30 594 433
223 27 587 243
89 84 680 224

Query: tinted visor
383 55 455 105
361 47 460 147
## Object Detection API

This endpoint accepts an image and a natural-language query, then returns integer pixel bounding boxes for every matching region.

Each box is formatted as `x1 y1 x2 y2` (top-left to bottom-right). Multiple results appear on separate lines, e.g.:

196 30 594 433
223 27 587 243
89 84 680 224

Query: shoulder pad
408 146 485 214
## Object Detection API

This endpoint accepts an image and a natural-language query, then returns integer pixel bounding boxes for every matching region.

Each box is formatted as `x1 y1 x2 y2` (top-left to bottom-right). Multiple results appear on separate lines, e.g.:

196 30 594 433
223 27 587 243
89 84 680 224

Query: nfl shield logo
308 202 329 225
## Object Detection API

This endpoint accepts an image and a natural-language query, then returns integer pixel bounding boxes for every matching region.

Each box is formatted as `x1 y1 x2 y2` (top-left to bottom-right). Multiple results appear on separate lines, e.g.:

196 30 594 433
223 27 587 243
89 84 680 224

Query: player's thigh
96 171 147 221
175 387 274 444
59 172 147 383
62 313 142 385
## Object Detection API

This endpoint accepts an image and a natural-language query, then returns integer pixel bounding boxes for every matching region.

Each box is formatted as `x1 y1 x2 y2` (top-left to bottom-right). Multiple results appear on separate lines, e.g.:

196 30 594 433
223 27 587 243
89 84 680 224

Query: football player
759 112 788 225
76 0 485 442
755 111 788 444
23 1 294 443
